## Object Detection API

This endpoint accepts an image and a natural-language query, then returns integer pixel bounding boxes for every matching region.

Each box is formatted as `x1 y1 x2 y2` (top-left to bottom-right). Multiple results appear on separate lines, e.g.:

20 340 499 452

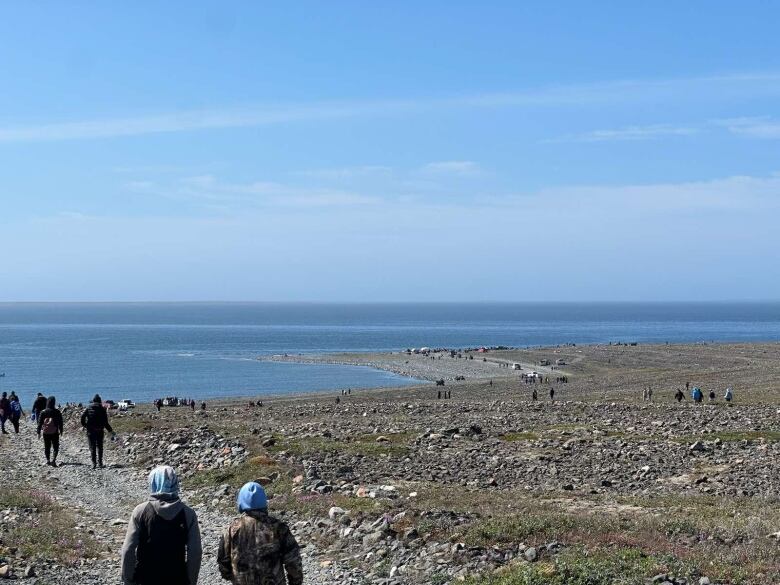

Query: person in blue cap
120 465 202 585
217 481 302 584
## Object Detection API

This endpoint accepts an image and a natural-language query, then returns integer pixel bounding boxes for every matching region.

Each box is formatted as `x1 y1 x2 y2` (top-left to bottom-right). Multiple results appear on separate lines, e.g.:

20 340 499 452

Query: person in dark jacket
8 392 24 433
218 482 303 585
37 396 64 467
32 393 47 422
0 392 10 434
120 466 202 585
81 394 115 469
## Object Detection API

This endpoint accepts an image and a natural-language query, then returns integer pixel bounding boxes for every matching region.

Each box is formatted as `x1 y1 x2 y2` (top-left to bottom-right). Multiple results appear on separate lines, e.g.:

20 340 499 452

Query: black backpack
134 503 190 585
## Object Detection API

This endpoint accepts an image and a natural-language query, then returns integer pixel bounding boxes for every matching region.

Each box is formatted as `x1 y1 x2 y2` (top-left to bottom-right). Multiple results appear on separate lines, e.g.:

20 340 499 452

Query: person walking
549 387 555 401
217 481 303 585
31 392 47 422
8 392 24 433
121 466 202 585
81 394 115 469
532 388 538 401
0 392 9 434
675 388 684 402
709 390 716 402
724 387 734 403
36 396 63 467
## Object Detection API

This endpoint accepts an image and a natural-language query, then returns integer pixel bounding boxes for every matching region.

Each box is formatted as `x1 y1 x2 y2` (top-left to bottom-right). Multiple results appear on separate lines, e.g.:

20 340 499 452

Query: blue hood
238 482 267 512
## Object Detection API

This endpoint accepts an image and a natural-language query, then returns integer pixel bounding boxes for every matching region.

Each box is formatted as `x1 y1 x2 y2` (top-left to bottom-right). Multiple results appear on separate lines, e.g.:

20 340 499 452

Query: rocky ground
3 342 780 584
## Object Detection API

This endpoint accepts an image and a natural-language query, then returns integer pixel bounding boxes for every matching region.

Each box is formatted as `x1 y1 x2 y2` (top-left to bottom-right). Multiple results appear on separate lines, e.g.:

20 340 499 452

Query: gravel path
2 422 368 584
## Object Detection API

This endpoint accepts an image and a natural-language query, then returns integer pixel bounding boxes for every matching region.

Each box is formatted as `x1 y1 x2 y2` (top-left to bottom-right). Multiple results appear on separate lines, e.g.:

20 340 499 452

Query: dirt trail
1 420 365 584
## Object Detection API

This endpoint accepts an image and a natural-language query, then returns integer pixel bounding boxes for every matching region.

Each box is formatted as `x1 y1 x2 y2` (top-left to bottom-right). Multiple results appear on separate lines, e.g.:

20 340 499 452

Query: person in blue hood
217 482 303 584
120 466 202 585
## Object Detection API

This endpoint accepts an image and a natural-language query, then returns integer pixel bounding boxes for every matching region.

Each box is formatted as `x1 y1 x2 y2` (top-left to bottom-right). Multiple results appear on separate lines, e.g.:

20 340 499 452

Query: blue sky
2 1 780 301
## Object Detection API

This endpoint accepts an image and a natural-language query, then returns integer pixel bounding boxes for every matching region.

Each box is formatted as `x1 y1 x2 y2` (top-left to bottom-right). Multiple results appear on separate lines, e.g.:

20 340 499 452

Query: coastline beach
3 341 780 583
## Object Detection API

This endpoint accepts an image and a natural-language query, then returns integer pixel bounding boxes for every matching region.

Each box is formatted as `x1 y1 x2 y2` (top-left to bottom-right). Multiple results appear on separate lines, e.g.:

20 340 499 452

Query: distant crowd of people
674 382 734 404
0 392 115 468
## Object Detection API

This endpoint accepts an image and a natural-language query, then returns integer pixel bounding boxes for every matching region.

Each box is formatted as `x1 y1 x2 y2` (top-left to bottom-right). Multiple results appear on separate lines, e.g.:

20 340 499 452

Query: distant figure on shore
437 390 441 399
201 402 206 411
218 482 303 584
31 392 47 422
8 392 23 433
0 392 9 434
549 387 555 401
335 396 340 404
675 388 684 402
121 466 202 585
155 399 162 412
725 387 734 403
532 388 537 401
709 390 716 402
37 396 63 467
647 387 653 402
81 394 116 470
692 387 703 403
686 381 690 392
190 399 195 411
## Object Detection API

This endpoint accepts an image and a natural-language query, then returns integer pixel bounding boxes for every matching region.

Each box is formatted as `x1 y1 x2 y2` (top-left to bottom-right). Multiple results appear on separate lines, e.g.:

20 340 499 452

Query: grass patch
464 546 696 585
672 430 780 443
270 434 409 458
464 513 577 547
500 432 539 441
0 487 100 566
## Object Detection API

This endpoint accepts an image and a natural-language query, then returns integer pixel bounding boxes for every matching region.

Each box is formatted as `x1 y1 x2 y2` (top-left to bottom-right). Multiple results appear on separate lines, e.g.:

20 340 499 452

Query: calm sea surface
1 302 779 404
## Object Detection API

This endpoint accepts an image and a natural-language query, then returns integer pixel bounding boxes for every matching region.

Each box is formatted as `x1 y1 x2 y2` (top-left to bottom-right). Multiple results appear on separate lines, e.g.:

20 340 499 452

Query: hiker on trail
549 387 555 401
81 394 115 469
31 393 47 422
36 396 63 467
8 392 23 433
725 387 734 403
0 392 9 434
648 387 653 402
190 399 195 411
121 466 202 585
709 390 716 402
692 387 703 403
532 388 538 401
437 390 441 399
217 481 303 585
675 388 684 402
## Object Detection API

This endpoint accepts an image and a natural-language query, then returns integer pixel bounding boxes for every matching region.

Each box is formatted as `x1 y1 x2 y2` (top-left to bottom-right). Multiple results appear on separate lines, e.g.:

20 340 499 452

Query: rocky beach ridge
3 342 780 583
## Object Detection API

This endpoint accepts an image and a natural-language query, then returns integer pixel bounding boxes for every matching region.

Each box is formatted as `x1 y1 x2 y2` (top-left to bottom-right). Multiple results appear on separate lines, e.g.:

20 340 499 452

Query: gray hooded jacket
120 496 202 584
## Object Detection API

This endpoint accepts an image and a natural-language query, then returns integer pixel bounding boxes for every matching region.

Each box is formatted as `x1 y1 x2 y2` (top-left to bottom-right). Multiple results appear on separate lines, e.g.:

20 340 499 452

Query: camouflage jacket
217 510 303 585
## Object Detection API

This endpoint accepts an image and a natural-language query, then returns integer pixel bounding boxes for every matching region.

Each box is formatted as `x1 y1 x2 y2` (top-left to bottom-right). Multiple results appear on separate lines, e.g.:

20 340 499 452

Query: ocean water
1 302 779 404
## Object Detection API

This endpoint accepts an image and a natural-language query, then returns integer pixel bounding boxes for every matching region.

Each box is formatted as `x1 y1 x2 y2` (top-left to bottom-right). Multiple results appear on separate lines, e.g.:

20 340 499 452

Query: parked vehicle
117 399 136 410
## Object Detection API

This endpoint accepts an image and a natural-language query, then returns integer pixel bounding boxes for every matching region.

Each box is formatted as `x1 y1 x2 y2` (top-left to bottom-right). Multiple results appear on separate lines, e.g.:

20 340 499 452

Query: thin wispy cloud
718 116 780 138
126 174 380 209
420 160 481 175
296 165 393 180
549 123 699 143
3 73 780 143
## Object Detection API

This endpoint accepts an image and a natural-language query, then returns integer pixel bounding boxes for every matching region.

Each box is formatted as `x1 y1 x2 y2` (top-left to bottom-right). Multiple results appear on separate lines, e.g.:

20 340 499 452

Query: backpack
134 503 190 585
11 401 22 416
41 414 58 435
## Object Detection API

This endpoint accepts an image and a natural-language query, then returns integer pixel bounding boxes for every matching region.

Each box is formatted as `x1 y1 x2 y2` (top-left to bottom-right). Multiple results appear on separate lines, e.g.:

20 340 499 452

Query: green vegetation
500 432 539 441
464 547 699 585
672 430 780 443
268 433 410 457
0 487 100 566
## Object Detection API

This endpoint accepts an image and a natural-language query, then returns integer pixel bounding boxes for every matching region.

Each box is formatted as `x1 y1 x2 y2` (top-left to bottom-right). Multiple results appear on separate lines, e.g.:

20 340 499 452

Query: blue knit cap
237 482 267 512
149 465 180 496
